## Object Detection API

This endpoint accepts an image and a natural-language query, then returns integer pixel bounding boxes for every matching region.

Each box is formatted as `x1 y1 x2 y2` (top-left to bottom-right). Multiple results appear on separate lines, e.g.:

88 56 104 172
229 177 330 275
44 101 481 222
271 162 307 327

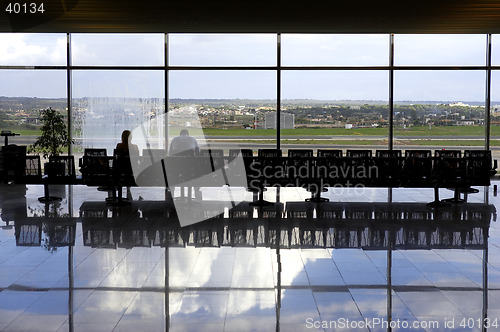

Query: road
5 135 500 146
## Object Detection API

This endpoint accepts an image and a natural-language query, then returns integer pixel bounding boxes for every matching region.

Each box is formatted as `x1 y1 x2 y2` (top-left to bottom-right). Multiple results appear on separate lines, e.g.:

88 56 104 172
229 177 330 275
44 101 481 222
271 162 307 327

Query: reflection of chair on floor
118 221 153 249
229 202 259 247
286 202 326 248
193 218 225 247
14 220 42 246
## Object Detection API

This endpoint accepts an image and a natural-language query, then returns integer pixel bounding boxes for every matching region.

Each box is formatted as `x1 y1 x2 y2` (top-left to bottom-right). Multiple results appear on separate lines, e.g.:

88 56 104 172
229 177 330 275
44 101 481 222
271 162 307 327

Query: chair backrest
317 149 342 158
229 149 253 157
171 149 195 157
435 150 461 158
405 150 431 158
258 149 282 158
376 150 402 158
287 149 313 158
48 156 76 178
15 156 42 184
113 149 134 176
464 150 491 159
346 150 372 158
84 148 107 157
142 149 167 159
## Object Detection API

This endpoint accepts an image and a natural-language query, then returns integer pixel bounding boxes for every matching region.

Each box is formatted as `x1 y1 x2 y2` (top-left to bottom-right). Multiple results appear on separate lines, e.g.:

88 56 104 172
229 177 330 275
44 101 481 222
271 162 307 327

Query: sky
0 33 499 102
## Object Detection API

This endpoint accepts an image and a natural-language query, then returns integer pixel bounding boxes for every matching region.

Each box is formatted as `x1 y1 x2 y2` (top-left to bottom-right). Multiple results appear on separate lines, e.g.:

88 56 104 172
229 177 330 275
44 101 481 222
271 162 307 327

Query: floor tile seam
397 250 438 287
139 250 167 289
434 249 481 278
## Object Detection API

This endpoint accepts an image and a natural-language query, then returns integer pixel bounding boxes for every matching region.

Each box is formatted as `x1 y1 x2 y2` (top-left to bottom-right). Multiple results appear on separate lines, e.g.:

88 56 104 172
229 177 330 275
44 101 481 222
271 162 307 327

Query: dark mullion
165 33 170 155
389 33 394 151
277 33 281 150
67 33 73 156
485 34 492 150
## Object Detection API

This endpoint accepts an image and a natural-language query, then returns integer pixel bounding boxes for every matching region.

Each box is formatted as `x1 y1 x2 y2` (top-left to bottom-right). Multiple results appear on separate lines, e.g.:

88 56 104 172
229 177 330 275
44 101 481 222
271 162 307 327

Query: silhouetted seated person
169 129 200 157
116 130 139 156
169 129 200 199
115 130 139 201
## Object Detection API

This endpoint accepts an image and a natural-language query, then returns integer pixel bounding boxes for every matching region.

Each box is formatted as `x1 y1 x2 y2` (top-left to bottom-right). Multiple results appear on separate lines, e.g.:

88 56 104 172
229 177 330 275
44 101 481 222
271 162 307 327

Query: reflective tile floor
1 183 500 331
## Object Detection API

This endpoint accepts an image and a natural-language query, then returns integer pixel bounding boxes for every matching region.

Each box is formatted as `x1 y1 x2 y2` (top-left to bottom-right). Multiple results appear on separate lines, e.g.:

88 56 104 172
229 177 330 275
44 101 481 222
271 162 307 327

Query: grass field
203 126 498 136
13 125 500 138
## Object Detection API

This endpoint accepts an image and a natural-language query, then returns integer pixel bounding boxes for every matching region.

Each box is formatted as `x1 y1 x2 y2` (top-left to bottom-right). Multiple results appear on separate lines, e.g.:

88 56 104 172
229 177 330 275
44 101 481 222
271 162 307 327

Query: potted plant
29 108 73 176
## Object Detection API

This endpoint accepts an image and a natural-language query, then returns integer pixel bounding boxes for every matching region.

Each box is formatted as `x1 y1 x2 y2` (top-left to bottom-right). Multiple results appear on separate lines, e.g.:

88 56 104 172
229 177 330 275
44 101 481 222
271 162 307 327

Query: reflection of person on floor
116 130 139 201
169 129 201 200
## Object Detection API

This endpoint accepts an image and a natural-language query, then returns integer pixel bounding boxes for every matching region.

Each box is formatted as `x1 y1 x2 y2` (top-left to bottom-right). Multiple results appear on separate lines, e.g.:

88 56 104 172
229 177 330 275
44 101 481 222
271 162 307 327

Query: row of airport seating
8 147 498 204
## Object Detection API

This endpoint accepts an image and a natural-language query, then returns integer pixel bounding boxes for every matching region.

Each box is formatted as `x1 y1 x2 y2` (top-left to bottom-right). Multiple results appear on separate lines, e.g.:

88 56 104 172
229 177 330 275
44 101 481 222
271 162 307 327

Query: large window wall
0 33 499 158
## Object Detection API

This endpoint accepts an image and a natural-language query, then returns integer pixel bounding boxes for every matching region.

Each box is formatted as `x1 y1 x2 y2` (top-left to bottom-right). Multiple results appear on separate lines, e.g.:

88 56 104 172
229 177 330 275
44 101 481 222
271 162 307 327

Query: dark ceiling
2 0 500 33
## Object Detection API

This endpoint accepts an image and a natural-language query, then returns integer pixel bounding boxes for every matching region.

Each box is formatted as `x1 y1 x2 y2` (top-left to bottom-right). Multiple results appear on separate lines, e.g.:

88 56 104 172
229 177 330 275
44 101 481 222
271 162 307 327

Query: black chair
345 150 374 186
15 156 43 185
1 145 26 183
287 149 314 185
464 150 494 186
162 150 198 200
196 148 226 188
39 156 77 203
317 149 342 158
84 148 107 156
315 149 344 192
433 150 468 204
403 150 433 187
106 149 137 205
81 155 114 187
374 150 402 187
249 149 283 206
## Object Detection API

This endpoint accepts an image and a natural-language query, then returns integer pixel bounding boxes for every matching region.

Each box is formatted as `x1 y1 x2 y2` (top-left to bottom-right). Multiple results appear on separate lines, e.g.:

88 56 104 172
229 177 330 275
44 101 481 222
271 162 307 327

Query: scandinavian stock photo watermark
305 317 500 330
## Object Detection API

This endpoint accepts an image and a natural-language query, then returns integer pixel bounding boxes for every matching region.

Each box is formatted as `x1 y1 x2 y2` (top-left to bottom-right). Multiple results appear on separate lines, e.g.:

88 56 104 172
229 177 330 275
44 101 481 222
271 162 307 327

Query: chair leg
442 188 465 204
38 182 62 203
427 187 450 207
249 187 274 206
305 188 329 202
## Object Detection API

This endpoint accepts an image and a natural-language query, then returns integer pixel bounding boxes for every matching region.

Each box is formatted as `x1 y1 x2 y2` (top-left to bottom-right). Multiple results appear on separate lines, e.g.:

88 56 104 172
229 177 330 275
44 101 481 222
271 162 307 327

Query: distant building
263 112 295 129
457 120 475 126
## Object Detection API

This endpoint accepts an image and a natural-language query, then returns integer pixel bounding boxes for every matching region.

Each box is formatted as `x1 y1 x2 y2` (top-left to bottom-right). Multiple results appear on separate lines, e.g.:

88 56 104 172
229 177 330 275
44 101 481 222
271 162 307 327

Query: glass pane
489 71 500 160
281 34 389 66
492 34 500 66
394 70 485 150
169 34 276 66
169 70 277 153
281 70 389 151
72 70 165 156
71 34 164 66
0 70 67 151
0 33 67 66
394 34 486 66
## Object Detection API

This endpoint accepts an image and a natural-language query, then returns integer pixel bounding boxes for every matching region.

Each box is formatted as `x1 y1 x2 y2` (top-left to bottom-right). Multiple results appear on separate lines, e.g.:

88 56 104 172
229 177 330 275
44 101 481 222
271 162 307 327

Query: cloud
0 33 66 66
